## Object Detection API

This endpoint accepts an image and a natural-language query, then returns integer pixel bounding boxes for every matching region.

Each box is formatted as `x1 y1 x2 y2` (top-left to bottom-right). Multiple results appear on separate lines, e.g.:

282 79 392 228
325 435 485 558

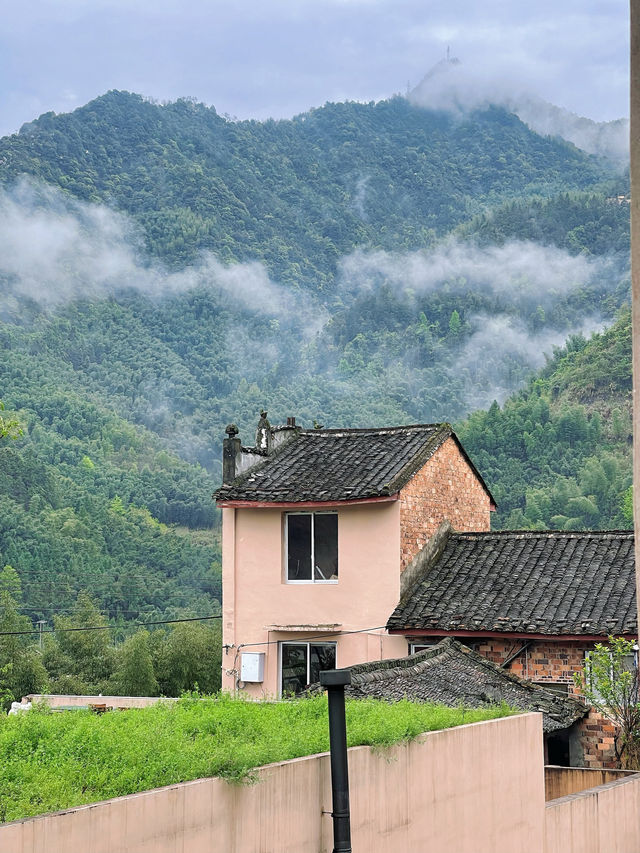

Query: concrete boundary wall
544 774 640 853
544 766 639 801
0 714 544 853
24 694 176 709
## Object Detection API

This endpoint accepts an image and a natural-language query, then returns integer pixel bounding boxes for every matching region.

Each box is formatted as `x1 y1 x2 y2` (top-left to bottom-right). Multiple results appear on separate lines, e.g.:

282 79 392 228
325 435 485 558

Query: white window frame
409 642 437 654
285 511 338 584
278 640 337 697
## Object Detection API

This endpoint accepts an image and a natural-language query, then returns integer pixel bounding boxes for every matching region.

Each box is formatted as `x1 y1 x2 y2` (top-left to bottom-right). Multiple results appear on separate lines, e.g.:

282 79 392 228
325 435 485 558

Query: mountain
1 90 617 287
0 90 632 628
458 311 632 530
409 57 629 164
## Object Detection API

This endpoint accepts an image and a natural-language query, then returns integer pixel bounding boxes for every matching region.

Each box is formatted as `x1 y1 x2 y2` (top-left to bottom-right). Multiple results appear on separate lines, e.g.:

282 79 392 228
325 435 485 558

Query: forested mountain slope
458 311 632 530
0 90 632 635
0 91 618 289
0 341 220 623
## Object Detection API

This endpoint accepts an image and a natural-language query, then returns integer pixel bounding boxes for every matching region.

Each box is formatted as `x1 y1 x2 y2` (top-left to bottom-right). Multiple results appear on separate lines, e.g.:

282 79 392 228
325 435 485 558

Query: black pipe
320 669 352 853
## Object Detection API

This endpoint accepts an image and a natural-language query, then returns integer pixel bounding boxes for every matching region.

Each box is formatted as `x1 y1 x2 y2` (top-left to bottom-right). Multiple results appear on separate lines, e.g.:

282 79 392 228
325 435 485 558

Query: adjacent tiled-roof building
332 637 588 734
387 529 636 638
386 525 636 769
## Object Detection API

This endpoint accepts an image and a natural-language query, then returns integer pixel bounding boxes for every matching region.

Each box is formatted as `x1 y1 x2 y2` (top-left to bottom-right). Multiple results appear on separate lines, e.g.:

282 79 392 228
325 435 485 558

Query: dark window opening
287 513 338 582
546 731 571 766
281 642 336 695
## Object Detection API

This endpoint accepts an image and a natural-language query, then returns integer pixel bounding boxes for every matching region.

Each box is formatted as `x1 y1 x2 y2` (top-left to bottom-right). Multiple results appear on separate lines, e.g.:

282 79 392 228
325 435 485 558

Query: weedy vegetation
0 692 513 822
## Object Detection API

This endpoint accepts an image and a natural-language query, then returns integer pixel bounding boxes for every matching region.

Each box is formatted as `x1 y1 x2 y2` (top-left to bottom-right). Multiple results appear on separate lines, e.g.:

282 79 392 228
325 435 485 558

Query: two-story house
214 413 495 697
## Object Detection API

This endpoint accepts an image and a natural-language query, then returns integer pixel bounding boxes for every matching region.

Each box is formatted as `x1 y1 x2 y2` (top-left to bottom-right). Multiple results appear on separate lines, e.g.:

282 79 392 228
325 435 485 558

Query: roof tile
215 423 492 503
388 530 636 636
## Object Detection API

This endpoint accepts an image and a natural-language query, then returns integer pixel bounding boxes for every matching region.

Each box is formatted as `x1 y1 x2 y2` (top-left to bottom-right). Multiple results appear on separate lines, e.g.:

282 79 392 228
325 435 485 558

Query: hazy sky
0 0 629 137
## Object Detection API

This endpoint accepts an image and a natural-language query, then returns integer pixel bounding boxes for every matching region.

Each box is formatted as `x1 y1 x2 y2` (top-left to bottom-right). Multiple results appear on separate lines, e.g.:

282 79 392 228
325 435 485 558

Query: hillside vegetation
0 91 615 289
458 311 632 530
0 89 631 651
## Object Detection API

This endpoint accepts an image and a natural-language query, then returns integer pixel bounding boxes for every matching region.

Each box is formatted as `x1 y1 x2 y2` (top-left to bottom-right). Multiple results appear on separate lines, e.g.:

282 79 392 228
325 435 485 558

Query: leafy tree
0 586 48 707
52 593 116 691
0 401 22 441
154 621 222 696
575 637 640 769
622 485 633 525
111 629 158 696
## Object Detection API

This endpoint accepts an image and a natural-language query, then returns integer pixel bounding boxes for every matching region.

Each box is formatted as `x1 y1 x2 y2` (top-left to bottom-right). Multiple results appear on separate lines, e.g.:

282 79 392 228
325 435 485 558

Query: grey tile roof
387 530 636 636
328 638 587 733
215 423 493 504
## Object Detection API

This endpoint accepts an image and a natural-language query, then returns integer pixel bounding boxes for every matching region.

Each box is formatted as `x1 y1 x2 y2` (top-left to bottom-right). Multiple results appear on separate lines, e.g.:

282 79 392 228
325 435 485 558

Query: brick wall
398 437 491 570
467 637 618 768
575 710 618 769
469 638 587 694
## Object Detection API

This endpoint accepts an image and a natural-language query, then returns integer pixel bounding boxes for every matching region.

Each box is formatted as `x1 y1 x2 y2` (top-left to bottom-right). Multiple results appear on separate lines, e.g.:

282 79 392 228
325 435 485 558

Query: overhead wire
0 613 222 637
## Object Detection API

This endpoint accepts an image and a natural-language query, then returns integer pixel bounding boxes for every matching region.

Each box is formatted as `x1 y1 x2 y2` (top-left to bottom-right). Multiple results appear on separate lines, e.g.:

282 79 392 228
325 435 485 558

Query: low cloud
453 314 605 411
339 239 607 307
408 59 628 163
0 178 324 333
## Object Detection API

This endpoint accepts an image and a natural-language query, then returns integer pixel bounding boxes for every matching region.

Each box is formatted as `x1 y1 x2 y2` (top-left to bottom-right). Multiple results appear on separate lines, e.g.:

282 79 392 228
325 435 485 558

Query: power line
0 613 222 637
234 625 389 649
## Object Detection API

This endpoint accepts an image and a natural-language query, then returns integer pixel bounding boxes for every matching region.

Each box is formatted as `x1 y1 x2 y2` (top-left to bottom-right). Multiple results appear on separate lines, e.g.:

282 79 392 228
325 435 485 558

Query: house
213 413 495 697
387 524 637 766
321 636 588 763
214 413 636 767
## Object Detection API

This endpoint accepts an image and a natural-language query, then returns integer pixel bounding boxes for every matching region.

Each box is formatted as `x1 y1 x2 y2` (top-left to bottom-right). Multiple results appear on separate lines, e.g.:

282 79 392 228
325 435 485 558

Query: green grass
0 693 513 823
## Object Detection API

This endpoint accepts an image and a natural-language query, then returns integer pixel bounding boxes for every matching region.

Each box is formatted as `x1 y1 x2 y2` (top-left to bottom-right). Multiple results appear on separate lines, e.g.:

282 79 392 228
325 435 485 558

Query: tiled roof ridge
298 423 444 436
349 637 521 689
453 530 633 540
386 424 452 494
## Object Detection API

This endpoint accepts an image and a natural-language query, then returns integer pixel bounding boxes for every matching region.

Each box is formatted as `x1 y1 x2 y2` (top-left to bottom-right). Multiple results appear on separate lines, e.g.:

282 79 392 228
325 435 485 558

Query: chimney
287 416 296 427
255 410 272 454
223 424 241 483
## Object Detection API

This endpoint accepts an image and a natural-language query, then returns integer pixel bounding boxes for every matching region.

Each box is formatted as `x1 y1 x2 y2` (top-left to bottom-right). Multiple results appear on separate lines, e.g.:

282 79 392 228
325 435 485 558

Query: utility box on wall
241 652 265 683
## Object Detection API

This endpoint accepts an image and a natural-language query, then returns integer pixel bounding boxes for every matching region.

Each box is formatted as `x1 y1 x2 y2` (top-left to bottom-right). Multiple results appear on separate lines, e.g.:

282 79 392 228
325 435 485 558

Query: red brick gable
399 436 491 571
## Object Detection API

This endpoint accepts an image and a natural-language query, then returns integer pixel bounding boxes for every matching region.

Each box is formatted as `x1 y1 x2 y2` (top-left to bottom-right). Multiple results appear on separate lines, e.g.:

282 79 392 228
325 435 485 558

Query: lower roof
339 638 587 733
387 530 636 637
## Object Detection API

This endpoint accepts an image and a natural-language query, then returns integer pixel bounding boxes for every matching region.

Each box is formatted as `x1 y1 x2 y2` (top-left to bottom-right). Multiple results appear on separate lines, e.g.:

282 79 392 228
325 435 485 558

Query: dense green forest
0 89 632 690
0 91 621 289
458 311 632 530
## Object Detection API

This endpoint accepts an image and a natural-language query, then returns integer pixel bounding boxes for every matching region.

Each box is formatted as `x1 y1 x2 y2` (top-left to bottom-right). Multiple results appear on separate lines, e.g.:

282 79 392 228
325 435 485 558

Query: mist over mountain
409 56 629 164
0 88 632 623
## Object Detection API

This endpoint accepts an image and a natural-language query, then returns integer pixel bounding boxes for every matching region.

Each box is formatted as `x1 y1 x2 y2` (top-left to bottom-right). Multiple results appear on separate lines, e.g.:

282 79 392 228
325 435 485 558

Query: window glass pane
281 644 308 695
314 514 338 580
288 515 311 580
309 643 336 685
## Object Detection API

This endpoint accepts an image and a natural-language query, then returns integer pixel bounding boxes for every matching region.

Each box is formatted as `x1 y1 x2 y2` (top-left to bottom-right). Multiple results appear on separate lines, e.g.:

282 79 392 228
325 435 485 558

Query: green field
0 693 513 823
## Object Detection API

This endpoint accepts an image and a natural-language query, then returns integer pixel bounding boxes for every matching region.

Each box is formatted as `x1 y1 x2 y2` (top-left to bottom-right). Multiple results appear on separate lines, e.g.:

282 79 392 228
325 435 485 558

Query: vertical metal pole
632 0 640 643
36 620 46 650
320 669 352 853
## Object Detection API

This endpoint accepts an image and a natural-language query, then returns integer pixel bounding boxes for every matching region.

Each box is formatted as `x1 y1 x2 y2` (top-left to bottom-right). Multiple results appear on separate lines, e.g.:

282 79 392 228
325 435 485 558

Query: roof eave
387 627 638 641
217 494 399 509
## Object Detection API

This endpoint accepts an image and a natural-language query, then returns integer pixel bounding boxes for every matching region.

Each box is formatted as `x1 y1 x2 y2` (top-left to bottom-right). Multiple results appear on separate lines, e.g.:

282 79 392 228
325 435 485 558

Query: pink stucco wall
222 500 408 696
0 714 546 853
544 774 640 853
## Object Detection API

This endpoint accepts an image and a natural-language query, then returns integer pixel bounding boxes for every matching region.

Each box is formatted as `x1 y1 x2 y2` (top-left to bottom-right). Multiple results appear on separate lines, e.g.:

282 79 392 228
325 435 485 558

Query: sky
0 0 629 138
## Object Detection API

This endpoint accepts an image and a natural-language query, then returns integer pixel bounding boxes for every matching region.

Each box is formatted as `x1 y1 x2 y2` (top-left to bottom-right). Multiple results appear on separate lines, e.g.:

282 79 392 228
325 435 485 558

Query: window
409 642 437 654
286 512 338 582
533 681 570 695
280 642 336 695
